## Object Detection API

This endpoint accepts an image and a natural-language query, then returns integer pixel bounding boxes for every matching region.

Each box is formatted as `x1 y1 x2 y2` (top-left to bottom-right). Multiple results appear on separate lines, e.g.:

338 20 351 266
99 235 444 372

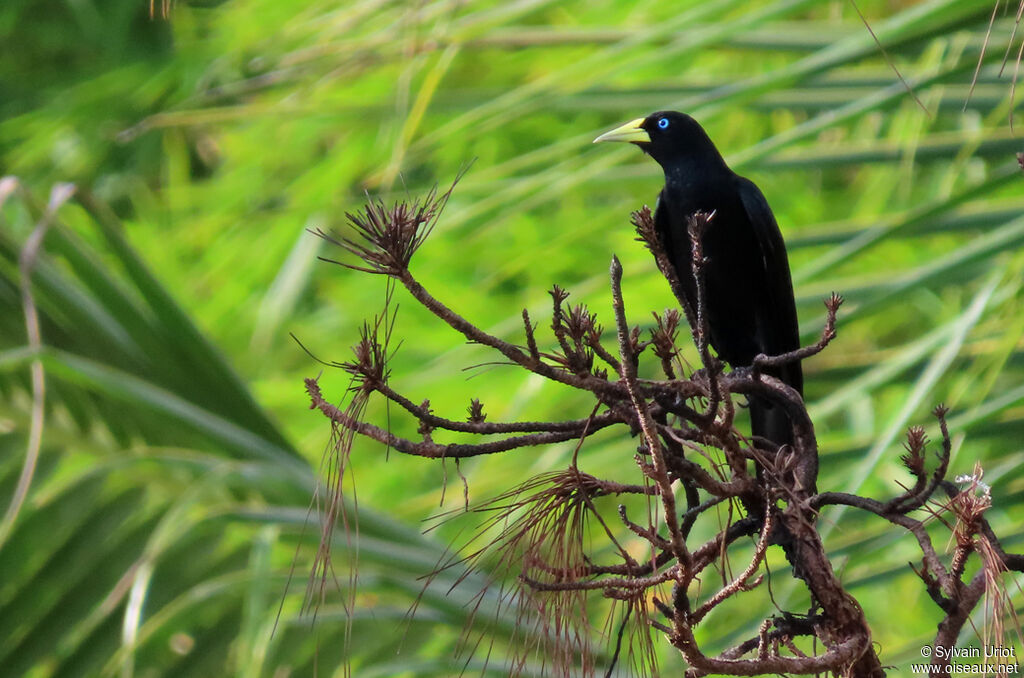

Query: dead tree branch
304 180 1023 678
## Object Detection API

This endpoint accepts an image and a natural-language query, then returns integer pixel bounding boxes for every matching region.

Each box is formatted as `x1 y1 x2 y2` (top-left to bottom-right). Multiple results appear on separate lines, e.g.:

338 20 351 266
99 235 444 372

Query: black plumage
595 111 802 450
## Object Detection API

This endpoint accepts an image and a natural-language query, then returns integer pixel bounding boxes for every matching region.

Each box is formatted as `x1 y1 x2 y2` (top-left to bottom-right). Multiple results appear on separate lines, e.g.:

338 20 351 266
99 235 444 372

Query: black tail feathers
749 394 793 451
747 360 815 492
749 359 803 450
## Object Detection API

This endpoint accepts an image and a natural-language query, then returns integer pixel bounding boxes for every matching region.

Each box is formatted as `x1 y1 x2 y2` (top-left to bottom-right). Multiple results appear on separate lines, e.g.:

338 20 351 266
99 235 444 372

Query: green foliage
2 0 1023 675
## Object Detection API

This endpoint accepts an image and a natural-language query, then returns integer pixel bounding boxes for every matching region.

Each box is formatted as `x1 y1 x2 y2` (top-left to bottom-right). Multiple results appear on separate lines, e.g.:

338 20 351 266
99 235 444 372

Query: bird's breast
662 181 751 247
658 176 769 365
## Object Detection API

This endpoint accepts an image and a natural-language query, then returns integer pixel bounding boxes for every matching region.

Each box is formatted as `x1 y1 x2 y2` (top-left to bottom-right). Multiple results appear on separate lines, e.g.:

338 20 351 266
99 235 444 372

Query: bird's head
593 111 719 169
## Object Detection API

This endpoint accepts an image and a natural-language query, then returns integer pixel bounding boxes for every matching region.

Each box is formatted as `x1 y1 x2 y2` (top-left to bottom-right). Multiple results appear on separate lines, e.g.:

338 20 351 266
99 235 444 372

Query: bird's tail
749 359 802 448
749 394 792 449
748 361 815 490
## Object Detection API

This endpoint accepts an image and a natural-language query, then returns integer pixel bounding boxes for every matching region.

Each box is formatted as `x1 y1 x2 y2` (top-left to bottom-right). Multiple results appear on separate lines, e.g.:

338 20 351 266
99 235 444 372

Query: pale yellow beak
593 118 649 144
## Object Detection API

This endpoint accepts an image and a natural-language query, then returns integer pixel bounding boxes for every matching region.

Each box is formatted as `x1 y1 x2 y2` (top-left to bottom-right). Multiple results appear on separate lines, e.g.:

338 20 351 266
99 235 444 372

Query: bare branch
753 292 843 370
611 255 692 573
521 308 540 360
632 205 697 335
397 268 623 398
305 181 1016 678
690 508 772 623
372 377 622 435
306 378 611 458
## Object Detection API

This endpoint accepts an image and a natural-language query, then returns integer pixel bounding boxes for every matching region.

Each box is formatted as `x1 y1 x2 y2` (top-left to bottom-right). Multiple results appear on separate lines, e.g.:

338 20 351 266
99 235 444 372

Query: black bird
595 111 802 451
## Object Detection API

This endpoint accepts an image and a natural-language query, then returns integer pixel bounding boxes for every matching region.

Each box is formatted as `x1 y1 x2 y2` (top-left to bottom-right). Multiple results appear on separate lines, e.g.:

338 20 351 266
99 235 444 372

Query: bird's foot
730 364 756 380
689 356 726 384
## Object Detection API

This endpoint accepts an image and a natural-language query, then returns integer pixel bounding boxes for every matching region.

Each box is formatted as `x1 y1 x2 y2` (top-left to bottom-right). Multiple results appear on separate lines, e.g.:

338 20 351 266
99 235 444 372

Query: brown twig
689 508 773 623
753 292 843 370
610 255 692 573
306 377 613 458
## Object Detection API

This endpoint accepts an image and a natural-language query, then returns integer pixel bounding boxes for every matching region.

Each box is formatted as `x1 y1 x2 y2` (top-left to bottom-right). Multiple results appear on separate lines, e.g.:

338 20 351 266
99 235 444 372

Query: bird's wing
653 189 697 315
735 175 803 395
652 190 671 256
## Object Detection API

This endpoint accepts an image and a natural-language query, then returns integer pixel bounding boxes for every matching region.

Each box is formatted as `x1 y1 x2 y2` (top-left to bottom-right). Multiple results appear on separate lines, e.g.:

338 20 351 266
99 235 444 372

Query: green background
2 0 1023 675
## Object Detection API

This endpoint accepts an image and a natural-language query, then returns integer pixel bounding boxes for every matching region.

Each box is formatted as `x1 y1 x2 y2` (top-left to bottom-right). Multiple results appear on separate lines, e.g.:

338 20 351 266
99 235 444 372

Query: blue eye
657 118 669 129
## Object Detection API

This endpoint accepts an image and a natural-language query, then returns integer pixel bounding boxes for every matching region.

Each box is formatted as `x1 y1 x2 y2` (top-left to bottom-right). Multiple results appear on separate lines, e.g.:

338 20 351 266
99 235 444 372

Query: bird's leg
729 364 754 381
